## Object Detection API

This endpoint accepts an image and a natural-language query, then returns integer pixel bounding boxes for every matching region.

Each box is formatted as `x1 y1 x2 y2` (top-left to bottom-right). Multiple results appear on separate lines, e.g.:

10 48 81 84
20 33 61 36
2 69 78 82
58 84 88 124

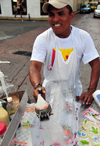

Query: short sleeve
30 35 46 63
82 34 99 64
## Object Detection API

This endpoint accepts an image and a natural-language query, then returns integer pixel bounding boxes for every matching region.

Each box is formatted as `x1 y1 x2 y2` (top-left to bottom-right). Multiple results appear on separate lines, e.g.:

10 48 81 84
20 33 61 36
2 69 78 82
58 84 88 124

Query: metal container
35 104 52 121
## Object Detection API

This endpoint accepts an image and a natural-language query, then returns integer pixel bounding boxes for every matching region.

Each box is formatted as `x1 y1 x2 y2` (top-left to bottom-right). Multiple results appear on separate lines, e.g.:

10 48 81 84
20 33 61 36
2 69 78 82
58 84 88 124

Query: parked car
98 0 100 5
80 4 91 14
88 1 98 11
93 4 100 18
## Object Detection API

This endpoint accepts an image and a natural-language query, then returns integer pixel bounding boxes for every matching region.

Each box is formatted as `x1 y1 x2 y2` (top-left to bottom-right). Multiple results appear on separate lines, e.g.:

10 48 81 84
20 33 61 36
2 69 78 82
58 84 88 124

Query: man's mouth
53 24 61 27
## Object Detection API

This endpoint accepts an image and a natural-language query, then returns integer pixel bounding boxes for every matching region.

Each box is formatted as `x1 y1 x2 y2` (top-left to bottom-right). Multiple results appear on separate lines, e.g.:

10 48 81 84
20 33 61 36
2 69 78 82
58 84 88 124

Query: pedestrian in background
15 0 22 18
20 0 23 14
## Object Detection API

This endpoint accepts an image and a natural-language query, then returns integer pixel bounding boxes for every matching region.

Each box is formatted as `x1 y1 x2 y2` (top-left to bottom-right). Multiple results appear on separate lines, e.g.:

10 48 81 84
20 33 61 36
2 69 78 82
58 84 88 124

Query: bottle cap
7 97 13 103
0 122 7 135
0 101 2 107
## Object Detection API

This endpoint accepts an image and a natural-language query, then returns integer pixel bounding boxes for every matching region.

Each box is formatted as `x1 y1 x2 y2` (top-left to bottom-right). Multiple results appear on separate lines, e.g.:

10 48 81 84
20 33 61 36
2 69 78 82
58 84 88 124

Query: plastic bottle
6 97 17 121
0 121 7 144
0 102 10 127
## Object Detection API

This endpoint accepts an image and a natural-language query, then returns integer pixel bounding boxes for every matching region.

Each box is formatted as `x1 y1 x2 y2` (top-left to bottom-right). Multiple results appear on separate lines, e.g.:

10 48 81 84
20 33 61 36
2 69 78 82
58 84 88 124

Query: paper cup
92 90 100 107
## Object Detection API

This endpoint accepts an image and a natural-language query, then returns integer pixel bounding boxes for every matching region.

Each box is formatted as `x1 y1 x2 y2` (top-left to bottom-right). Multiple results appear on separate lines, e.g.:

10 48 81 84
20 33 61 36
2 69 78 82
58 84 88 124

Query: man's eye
58 12 64 15
48 13 54 17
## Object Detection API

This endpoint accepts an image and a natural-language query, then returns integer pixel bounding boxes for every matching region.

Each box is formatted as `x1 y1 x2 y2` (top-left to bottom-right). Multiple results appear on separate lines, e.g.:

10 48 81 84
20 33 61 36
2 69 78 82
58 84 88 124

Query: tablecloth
11 100 100 146
10 101 81 146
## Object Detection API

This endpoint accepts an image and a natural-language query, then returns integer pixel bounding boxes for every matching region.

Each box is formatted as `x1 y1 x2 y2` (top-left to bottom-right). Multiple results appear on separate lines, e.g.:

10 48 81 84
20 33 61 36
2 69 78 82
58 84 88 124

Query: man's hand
79 58 100 105
33 86 46 102
79 90 94 105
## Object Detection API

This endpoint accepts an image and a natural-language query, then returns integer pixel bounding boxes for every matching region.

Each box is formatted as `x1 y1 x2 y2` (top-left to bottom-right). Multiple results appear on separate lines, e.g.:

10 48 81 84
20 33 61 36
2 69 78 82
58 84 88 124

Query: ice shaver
35 88 52 121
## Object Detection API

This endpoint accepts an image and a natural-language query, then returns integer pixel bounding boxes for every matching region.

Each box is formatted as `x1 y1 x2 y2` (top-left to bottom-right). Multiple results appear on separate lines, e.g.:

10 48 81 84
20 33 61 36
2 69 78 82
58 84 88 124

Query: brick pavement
71 14 100 55
71 14 100 92
0 26 49 102
0 26 49 54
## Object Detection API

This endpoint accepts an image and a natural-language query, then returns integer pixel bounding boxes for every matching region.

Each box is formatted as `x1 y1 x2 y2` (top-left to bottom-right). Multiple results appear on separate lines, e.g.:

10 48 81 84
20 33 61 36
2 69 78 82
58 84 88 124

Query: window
40 0 48 15
11 0 27 15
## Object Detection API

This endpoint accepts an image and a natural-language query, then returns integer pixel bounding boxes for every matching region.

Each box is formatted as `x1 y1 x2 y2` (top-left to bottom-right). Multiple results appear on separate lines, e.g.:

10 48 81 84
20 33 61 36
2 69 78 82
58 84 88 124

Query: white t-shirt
31 26 99 96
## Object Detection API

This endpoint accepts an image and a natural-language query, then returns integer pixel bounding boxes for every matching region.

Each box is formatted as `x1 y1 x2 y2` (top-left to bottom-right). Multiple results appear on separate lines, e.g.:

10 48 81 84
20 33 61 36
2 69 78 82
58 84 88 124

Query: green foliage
85 120 87 124
80 140 89 145
91 127 98 134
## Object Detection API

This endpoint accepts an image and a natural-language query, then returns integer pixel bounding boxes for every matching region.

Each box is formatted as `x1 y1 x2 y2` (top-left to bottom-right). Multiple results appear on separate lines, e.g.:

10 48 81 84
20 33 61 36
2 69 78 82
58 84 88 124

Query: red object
0 122 7 135
43 91 46 94
66 55 69 60
51 49 55 66
52 143 60 145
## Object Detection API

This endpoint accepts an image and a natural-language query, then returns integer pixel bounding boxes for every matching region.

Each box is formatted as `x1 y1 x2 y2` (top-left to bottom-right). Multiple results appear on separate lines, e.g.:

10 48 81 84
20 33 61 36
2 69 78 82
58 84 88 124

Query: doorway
12 0 27 15
40 0 48 15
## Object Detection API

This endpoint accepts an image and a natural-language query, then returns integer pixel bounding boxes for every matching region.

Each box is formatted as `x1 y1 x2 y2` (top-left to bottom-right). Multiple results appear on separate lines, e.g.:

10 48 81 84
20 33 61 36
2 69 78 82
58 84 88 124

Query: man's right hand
33 86 46 102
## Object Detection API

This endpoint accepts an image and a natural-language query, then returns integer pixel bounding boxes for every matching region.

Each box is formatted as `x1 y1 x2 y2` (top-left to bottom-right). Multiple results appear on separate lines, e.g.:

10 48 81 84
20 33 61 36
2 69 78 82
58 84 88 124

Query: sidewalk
0 11 79 21
0 16 48 21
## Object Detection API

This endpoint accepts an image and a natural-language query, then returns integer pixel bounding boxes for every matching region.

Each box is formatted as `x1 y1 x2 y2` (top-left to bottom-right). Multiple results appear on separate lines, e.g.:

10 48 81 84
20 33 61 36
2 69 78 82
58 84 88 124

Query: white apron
43 28 79 90
41 29 80 145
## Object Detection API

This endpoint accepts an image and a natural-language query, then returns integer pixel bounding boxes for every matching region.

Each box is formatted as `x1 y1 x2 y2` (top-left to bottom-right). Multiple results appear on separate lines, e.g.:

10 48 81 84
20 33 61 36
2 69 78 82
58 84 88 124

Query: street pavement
0 20 50 43
0 12 100 103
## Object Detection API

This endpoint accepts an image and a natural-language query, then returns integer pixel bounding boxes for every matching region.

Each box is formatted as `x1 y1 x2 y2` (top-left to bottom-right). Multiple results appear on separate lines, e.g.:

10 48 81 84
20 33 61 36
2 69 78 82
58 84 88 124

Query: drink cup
92 90 100 107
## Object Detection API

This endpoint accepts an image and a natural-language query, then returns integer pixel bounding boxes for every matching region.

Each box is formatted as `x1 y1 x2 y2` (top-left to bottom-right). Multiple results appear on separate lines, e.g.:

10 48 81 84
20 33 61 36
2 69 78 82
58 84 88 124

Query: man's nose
53 15 59 22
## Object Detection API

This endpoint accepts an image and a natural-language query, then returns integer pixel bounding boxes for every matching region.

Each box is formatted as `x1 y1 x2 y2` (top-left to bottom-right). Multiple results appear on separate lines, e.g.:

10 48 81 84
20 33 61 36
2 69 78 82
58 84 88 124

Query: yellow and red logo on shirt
48 48 73 70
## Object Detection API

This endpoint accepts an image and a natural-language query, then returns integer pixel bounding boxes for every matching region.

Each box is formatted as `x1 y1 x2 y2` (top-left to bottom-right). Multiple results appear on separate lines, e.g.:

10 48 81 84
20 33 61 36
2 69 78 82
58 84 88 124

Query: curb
0 11 79 21
0 17 49 21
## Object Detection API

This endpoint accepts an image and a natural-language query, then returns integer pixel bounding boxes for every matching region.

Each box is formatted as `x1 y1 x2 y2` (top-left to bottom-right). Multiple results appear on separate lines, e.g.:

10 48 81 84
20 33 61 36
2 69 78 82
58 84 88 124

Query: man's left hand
79 90 94 105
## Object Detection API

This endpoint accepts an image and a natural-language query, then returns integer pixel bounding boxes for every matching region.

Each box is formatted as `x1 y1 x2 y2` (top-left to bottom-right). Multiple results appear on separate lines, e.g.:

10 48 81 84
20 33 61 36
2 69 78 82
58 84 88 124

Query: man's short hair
66 5 73 15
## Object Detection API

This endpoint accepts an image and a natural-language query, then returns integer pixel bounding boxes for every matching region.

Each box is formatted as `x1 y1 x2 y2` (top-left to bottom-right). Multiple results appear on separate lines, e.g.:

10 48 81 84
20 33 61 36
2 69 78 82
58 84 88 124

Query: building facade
0 0 97 18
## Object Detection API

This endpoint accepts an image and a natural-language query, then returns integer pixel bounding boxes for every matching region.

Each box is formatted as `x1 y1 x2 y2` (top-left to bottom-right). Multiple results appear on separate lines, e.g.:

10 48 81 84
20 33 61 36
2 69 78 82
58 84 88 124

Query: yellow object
59 48 73 61
0 102 10 127
53 48 73 61
88 1 98 11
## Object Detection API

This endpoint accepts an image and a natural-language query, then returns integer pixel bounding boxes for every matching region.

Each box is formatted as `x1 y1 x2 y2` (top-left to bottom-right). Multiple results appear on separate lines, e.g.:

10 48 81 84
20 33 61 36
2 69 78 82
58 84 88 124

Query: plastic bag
0 71 15 98
31 81 79 146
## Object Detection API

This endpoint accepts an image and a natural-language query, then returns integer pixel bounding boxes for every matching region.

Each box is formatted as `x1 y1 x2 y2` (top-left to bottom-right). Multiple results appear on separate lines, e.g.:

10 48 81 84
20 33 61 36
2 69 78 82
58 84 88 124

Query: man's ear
70 12 74 21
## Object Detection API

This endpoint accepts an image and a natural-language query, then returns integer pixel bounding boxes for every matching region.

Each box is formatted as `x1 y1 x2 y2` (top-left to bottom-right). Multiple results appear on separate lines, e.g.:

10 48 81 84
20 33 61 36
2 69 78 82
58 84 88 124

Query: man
29 0 100 105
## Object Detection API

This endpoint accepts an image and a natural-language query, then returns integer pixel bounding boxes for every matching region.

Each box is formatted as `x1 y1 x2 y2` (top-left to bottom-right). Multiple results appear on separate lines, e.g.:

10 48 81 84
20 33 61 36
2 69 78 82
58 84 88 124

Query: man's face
48 5 74 38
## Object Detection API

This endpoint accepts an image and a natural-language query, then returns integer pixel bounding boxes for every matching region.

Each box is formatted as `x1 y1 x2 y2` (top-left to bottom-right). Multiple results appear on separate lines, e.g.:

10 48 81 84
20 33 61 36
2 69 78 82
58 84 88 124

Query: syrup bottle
0 101 10 127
